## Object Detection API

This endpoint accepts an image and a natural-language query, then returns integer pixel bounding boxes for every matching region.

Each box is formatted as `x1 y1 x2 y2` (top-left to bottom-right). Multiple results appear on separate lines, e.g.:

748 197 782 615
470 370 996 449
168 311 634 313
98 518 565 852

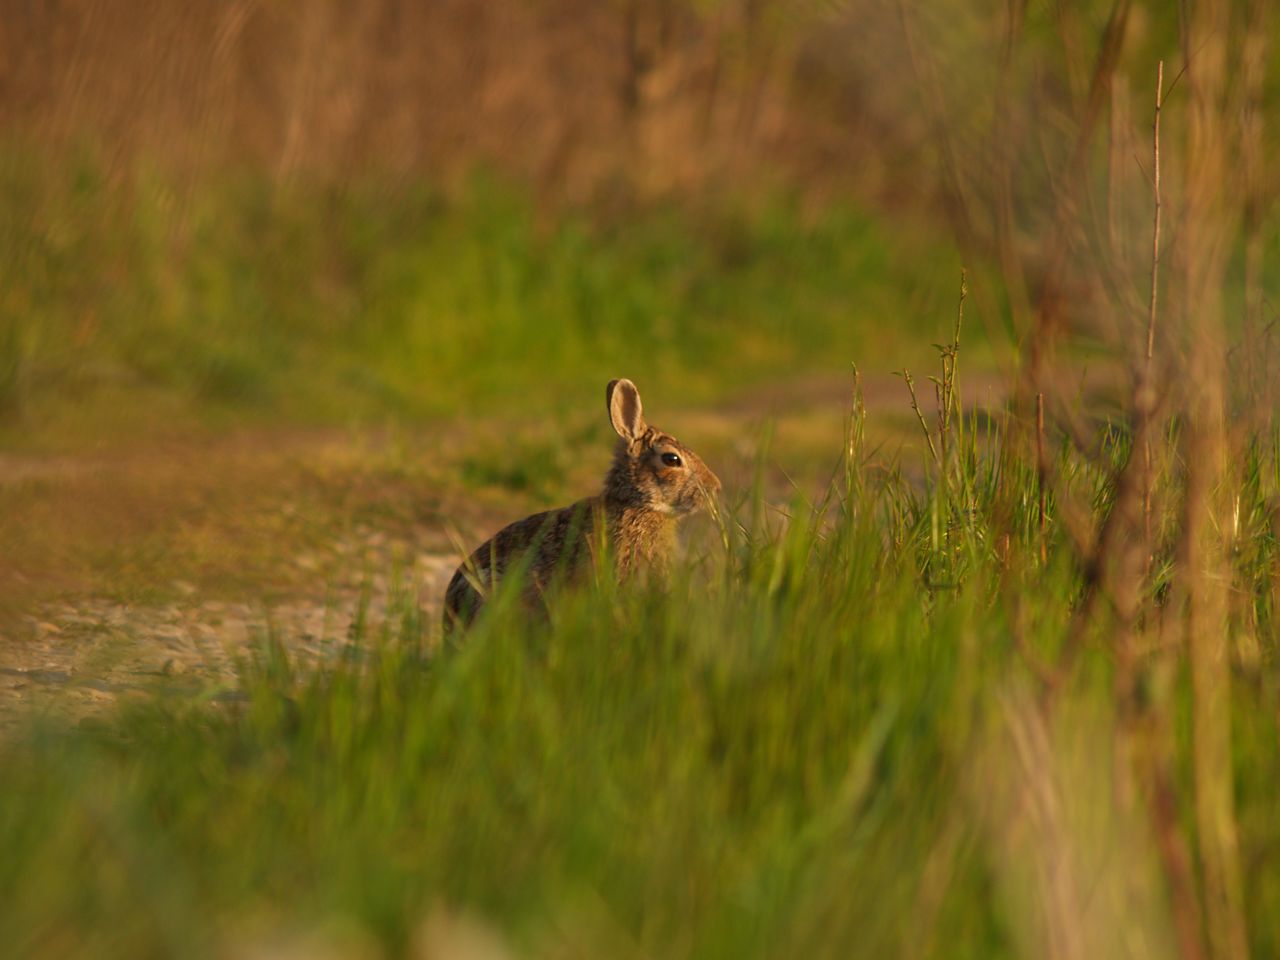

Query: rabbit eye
661 452 683 468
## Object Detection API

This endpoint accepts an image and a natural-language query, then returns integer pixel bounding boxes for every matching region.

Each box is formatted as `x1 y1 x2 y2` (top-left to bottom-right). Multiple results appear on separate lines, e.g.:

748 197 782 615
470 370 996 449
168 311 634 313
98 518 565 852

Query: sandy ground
1 552 458 734
0 428 470 731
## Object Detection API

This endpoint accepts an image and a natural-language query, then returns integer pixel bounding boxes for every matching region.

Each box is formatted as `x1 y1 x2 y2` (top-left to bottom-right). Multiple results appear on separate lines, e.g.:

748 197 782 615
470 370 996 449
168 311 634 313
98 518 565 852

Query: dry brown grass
0 0 938 205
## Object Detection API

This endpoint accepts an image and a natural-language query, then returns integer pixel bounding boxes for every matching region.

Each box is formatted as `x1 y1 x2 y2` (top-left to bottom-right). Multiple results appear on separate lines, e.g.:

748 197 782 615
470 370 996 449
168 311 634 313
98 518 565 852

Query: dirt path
1 556 457 733
0 425 479 729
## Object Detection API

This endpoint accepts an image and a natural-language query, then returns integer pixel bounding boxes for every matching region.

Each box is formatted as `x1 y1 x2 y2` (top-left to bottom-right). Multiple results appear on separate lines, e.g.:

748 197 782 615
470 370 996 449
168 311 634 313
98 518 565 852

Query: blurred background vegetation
2 0 1277 433
0 0 955 434
2 1 1280 958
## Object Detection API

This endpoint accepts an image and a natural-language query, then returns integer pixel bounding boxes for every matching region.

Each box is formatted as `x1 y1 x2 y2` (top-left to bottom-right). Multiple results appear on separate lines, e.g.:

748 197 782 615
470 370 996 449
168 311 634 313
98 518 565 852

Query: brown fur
444 379 720 632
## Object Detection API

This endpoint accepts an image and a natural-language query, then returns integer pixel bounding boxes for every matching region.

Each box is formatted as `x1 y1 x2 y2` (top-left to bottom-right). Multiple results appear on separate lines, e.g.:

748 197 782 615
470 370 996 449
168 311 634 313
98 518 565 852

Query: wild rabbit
443 378 721 631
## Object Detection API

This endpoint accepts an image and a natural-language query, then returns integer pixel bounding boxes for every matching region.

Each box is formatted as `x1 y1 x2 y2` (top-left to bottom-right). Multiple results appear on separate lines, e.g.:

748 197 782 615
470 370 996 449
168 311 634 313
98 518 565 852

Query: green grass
2 373 1277 959
3 153 1277 960
0 158 968 442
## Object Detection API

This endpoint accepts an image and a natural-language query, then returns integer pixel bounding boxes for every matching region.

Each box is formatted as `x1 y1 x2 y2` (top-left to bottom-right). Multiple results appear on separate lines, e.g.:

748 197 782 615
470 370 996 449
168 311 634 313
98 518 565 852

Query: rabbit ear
606 378 646 440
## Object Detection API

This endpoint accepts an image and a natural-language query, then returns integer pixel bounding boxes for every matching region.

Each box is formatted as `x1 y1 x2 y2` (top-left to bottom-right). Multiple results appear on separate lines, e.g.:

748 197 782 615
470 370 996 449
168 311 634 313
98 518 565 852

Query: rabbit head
603 378 721 516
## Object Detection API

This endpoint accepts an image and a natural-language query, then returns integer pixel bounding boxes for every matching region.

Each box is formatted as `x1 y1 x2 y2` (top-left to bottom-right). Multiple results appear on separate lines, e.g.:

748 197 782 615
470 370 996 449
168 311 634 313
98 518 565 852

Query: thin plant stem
1142 60 1162 578
901 369 940 466
1037 392 1047 565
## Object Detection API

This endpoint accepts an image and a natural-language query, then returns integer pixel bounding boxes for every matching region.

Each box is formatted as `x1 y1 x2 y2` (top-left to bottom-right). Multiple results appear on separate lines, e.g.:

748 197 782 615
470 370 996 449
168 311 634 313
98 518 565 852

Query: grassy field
1 410 1277 959
2 287 1278 958
0 161 976 619
5 0 1280 954
4 40 1280 953
0 160 973 445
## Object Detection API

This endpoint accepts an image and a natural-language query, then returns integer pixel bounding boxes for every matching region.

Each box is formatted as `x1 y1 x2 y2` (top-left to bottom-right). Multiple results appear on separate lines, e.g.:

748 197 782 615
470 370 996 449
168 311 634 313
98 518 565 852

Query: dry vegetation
0 0 933 202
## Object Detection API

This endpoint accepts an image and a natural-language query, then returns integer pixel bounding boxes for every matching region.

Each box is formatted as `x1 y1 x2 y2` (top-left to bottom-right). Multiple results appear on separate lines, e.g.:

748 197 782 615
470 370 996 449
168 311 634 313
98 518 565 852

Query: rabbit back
443 497 601 630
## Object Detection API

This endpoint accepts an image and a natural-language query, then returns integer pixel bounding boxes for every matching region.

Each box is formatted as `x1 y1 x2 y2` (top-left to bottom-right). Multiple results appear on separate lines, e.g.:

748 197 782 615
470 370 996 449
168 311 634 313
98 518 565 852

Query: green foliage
0 160 962 433
3 392 1278 959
